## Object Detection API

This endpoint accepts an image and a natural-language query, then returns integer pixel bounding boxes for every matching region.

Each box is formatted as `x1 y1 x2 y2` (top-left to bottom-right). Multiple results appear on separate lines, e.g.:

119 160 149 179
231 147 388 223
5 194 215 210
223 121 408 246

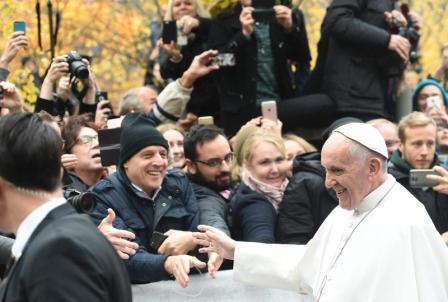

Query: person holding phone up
0 28 29 82
208 0 334 136
157 0 220 122
388 112 448 244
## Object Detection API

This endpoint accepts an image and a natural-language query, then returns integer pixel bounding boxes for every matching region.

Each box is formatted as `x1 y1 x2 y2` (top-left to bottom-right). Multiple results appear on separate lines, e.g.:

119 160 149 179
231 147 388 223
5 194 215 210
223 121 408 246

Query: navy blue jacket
230 183 277 243
89 167 199 284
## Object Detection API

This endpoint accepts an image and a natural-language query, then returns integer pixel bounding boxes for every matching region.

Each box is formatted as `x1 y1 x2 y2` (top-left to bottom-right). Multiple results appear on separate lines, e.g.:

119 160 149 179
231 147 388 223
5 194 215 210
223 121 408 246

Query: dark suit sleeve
277 176 315 244
26 237 114 302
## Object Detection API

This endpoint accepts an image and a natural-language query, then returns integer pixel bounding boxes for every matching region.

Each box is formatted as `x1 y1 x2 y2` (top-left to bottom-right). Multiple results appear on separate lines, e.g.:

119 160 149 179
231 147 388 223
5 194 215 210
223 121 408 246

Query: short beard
193 170 231 192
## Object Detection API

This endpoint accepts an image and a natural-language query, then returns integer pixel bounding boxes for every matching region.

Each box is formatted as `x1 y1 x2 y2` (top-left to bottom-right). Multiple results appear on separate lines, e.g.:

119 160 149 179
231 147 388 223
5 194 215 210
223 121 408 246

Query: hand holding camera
179 49 219 88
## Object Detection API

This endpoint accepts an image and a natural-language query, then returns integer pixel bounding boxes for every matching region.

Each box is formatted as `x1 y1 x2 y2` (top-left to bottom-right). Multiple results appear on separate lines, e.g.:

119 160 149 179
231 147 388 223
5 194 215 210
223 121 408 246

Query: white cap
333 123 388 158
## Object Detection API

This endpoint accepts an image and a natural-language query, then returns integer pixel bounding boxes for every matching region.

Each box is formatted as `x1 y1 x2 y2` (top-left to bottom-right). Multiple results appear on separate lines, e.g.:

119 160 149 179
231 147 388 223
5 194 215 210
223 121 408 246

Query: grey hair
119 87 145 116
349 140 388 174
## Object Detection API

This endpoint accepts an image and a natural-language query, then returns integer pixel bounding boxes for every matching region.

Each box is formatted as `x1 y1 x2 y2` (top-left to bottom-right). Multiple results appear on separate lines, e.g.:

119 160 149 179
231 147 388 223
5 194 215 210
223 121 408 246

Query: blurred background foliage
1 0 447 109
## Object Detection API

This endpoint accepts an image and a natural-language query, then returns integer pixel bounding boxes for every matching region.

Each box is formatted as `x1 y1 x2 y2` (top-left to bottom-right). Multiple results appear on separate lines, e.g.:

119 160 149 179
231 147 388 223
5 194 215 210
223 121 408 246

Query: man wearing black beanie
89 113 204 287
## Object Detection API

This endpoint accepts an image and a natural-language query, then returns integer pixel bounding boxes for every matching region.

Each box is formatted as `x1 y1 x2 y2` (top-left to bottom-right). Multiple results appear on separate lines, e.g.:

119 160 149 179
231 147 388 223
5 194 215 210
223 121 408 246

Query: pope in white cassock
194 123 448 302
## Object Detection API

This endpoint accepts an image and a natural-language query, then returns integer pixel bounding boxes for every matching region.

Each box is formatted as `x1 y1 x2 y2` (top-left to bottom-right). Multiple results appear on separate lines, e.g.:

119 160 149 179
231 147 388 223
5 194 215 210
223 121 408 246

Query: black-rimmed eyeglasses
195 152 233 168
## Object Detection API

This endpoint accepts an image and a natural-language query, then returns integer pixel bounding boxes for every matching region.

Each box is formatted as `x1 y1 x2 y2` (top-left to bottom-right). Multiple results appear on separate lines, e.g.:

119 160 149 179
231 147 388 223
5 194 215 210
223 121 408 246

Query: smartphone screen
13 21 26 33
162 21 177 44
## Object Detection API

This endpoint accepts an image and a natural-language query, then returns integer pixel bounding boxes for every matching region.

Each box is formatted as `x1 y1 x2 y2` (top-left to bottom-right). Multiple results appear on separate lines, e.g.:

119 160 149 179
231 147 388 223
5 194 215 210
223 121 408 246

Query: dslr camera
397 4 420 64
63 188 96 214
65 51 89 80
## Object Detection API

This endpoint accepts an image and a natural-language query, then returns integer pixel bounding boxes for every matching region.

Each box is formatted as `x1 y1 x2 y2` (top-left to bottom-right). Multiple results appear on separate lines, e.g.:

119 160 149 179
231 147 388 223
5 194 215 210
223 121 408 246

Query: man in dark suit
0 112 132 302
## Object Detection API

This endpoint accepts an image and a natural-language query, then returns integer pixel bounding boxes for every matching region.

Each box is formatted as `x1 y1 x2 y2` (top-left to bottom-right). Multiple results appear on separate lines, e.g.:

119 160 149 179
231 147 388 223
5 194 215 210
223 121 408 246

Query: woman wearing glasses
230 131 289 243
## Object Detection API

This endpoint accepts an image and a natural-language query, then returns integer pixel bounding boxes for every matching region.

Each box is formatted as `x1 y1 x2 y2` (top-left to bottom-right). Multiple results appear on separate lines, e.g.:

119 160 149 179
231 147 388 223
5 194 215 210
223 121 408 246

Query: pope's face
322 134 372 210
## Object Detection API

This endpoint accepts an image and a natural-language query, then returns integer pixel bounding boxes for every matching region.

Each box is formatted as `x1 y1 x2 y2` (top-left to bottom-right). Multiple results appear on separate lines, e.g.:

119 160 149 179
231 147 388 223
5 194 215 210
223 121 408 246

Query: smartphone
198 116 214 125
210 53 236 67
252 0 275 8
98 127 121 166
252 8 276 23
426 95 442 111
261 100 278 121
409 169 439 188
162 21 177 44
13 21 26 33
149 231 168 253
95 91 114 114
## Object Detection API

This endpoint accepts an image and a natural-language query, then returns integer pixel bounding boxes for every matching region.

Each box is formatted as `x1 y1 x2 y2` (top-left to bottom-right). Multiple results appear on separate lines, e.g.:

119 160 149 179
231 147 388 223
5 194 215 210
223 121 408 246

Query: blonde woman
230 131 289 243
159 0 217 119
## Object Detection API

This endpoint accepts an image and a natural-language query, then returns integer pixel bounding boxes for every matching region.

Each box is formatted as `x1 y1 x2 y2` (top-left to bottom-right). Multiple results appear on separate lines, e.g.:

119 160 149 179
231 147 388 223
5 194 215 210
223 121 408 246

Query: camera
398 26 420 64
397 3 420 65
65 51 89 80
63 188 96 214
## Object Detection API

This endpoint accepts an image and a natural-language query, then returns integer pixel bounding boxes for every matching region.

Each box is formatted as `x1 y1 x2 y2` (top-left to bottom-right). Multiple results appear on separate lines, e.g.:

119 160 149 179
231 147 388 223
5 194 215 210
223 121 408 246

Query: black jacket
189 176 231 237
0 203 132 302
276 152 338 244
388 150 448 234
313 0 400 118
159 18 219 118
208 3 311 133
89 167 199 284
230 183 277 243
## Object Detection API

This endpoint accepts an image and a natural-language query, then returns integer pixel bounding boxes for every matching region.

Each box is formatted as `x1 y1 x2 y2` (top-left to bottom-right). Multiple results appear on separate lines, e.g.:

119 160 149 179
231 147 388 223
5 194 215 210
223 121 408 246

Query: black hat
119 113 169 165
322 117 363 142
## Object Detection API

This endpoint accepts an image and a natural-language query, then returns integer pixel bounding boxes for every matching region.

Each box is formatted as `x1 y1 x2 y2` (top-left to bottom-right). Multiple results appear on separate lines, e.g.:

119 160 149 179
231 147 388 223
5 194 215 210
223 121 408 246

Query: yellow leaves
9 68 40 110
0 0 447 109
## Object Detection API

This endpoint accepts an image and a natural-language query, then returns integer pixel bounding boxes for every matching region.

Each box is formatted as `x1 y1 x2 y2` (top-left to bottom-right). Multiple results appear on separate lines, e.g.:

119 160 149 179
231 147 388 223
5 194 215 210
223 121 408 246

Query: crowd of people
1 0 448 301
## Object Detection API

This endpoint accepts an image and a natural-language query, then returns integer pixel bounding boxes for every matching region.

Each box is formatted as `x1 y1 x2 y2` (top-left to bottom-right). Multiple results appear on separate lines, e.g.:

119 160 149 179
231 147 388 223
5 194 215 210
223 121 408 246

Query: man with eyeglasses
183 124 234 275
61 114 104 192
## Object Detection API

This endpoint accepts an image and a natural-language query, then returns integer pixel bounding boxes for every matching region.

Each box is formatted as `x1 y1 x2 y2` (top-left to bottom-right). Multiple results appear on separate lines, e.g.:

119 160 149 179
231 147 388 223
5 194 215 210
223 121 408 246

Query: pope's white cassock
233 175 448 302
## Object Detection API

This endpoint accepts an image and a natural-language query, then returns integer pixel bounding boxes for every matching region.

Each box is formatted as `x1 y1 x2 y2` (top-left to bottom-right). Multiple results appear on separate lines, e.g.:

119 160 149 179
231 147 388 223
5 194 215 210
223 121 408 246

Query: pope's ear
369 157 382 175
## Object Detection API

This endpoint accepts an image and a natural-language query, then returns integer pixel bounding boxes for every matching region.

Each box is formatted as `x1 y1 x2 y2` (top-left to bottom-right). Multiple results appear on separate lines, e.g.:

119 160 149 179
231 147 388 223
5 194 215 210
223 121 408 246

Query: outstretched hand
98 208 139 259
193 225 236 260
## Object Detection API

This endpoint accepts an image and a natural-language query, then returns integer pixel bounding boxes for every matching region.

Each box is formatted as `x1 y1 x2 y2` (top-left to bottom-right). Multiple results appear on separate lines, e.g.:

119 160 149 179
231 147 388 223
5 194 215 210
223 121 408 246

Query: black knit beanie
119 113 169 165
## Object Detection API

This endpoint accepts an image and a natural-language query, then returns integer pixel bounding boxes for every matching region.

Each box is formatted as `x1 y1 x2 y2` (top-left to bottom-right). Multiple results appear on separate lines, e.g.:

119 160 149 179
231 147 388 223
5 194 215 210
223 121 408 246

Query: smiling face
123 145 168 196
163 129 185 169
321 134 373 210
71 127 102 172
245 141 288 188
172 0 197 20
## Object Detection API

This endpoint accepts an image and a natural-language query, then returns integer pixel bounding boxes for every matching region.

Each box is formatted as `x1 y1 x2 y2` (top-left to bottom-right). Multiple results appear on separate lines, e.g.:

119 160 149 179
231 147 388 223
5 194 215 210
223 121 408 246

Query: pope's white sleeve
233 242 311 293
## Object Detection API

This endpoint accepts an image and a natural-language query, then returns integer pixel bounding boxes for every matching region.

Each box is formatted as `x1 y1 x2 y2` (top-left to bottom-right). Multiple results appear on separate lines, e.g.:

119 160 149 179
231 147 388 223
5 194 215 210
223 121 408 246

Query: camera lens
70 61 89 79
